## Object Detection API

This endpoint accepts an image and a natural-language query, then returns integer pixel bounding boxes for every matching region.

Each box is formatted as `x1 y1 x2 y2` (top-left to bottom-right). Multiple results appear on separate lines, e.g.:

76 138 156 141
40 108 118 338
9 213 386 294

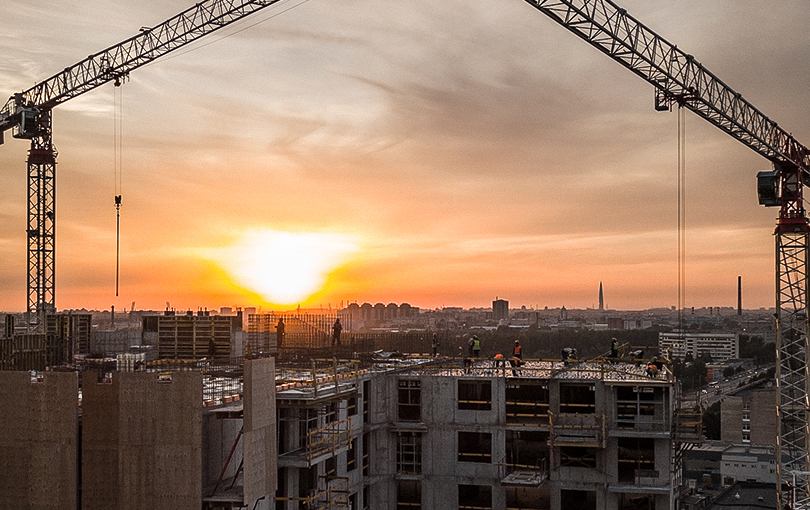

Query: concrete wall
0 371 77 510
243 357 277 505
82 371 202 510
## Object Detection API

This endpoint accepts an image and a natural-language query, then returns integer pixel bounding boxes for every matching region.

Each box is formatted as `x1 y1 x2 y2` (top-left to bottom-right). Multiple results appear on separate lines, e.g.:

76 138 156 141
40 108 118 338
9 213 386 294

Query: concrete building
493 298 509 322
142 311 237 360
658 332 739 362
272 357 698 510
0 358 276 510
721 380 777 446
684 441 776 490
0 312 91 371
1 354 698 509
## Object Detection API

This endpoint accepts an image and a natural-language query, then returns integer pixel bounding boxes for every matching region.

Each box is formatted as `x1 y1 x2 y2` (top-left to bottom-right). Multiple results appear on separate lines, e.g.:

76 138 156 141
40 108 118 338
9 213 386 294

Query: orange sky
0 0 807 312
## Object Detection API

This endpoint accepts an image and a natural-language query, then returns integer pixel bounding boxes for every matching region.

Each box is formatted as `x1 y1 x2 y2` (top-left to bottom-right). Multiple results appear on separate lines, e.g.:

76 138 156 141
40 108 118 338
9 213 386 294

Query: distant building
598 282 604 311
721 380 777 446
684 441 777 489
659 332 739 362
492 298 509 322
142 311 234 360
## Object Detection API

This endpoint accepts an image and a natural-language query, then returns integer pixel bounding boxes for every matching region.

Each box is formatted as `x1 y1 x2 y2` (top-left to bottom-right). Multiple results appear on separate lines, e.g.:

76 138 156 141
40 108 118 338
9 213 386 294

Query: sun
204 229 359 304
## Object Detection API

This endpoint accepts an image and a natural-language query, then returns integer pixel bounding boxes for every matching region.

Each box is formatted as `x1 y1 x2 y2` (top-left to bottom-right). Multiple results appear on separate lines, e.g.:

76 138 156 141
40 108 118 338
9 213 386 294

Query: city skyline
1 1 808 312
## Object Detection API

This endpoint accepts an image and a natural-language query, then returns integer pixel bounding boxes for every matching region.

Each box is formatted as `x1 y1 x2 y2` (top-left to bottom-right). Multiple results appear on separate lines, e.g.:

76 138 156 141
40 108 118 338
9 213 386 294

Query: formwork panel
82 371 202 510
243 357 277 505
0 371 77 510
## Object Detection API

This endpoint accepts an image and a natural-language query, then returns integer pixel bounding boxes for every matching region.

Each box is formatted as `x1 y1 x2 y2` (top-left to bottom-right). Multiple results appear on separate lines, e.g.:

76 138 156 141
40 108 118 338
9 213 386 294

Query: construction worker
494 353 505 368
472 335 481 357
276 317 285 348
510 340 522 376
562 347 577 366
609 337 619 358
332 318 342 346
431 332 439 357
512 340 522 360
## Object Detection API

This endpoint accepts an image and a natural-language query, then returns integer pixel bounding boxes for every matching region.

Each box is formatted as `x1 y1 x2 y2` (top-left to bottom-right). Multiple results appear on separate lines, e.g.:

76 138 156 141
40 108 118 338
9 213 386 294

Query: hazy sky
1 0 808 312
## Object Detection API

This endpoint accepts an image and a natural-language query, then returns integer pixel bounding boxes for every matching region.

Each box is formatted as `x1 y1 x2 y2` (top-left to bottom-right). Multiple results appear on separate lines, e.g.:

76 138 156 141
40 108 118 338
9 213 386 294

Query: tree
703 401 721 440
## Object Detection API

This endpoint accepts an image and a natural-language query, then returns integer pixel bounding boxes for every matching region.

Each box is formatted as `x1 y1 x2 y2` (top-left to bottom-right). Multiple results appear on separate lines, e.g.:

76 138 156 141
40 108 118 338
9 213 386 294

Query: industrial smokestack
737 276 742 315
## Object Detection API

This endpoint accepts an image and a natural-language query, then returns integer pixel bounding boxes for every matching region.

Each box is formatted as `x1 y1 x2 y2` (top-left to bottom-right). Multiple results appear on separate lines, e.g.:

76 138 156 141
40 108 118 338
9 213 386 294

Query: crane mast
521 0 810 507
0 0 285 321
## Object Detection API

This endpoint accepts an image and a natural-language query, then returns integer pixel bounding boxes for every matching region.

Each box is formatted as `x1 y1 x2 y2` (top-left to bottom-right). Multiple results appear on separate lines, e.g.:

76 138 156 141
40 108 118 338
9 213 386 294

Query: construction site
0 307 703 509
1 0 809 508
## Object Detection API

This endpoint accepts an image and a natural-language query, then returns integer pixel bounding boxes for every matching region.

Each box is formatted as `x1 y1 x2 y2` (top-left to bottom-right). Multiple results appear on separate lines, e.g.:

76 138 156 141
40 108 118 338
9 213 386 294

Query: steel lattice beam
522 0 810 173
1 0 284 119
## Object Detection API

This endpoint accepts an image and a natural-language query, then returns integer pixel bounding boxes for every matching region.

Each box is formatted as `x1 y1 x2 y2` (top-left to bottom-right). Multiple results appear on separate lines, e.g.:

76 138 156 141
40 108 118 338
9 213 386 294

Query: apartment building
658 332 739 362
271 357 698 510
720 380 777 446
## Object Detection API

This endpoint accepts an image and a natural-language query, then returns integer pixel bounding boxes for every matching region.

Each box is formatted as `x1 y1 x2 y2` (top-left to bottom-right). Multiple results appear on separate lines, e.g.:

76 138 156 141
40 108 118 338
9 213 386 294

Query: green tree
703 401 721 440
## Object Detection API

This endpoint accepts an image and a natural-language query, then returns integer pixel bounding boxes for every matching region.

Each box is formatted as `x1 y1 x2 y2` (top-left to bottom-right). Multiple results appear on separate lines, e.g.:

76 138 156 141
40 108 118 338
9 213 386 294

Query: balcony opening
458 431 492 463
505 430 548 471
619 493 654 510
559 384 595 414
617 437 656 484
397 480 421 510
458 380 492 411
505 486 549 510
506 380 549 425
560 489 596 510
458 484 491 510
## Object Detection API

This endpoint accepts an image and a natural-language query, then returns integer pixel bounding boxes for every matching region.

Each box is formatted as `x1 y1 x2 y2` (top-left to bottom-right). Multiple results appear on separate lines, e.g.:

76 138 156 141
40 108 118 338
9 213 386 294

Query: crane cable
677 106 686 331
114 80 123 297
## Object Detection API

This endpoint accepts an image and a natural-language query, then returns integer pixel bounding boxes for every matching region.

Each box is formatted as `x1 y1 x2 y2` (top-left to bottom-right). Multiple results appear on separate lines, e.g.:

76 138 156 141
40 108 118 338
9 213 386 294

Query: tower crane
1 0 807 506
0 0 285 320
519 0 810 507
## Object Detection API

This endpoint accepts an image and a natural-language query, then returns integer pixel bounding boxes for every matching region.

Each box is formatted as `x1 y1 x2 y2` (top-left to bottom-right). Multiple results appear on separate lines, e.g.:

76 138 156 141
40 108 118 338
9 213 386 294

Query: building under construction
0 345 701 510
0 312 90 371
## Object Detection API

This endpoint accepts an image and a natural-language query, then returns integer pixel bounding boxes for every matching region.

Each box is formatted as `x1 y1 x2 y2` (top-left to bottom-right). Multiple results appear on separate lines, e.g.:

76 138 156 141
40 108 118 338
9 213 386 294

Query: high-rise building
493 298 509 322
599 282 605 311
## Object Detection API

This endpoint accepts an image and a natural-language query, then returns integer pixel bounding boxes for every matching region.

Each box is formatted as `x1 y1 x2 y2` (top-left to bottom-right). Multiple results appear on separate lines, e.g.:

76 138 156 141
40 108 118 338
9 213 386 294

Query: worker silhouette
276 317 285 348
431 333 439 357
332 318 342 346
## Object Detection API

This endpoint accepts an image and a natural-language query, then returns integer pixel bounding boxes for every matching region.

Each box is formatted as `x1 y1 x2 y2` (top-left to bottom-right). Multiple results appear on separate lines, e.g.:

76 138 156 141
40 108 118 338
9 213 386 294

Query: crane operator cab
12 106 39 140
757 169 779 207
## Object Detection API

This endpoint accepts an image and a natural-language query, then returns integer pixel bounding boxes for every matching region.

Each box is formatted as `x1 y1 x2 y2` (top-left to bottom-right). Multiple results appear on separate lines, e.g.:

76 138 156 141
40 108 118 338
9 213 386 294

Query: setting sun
203 230 359 305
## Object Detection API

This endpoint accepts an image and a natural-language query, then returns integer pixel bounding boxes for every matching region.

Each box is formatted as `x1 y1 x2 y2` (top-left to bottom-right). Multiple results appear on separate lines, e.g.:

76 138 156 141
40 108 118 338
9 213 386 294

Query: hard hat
473 335 478 339
514 340 520 344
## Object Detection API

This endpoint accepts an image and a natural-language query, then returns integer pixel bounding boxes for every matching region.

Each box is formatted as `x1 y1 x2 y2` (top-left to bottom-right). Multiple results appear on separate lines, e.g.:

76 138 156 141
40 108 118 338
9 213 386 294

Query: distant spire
598 282 604 311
